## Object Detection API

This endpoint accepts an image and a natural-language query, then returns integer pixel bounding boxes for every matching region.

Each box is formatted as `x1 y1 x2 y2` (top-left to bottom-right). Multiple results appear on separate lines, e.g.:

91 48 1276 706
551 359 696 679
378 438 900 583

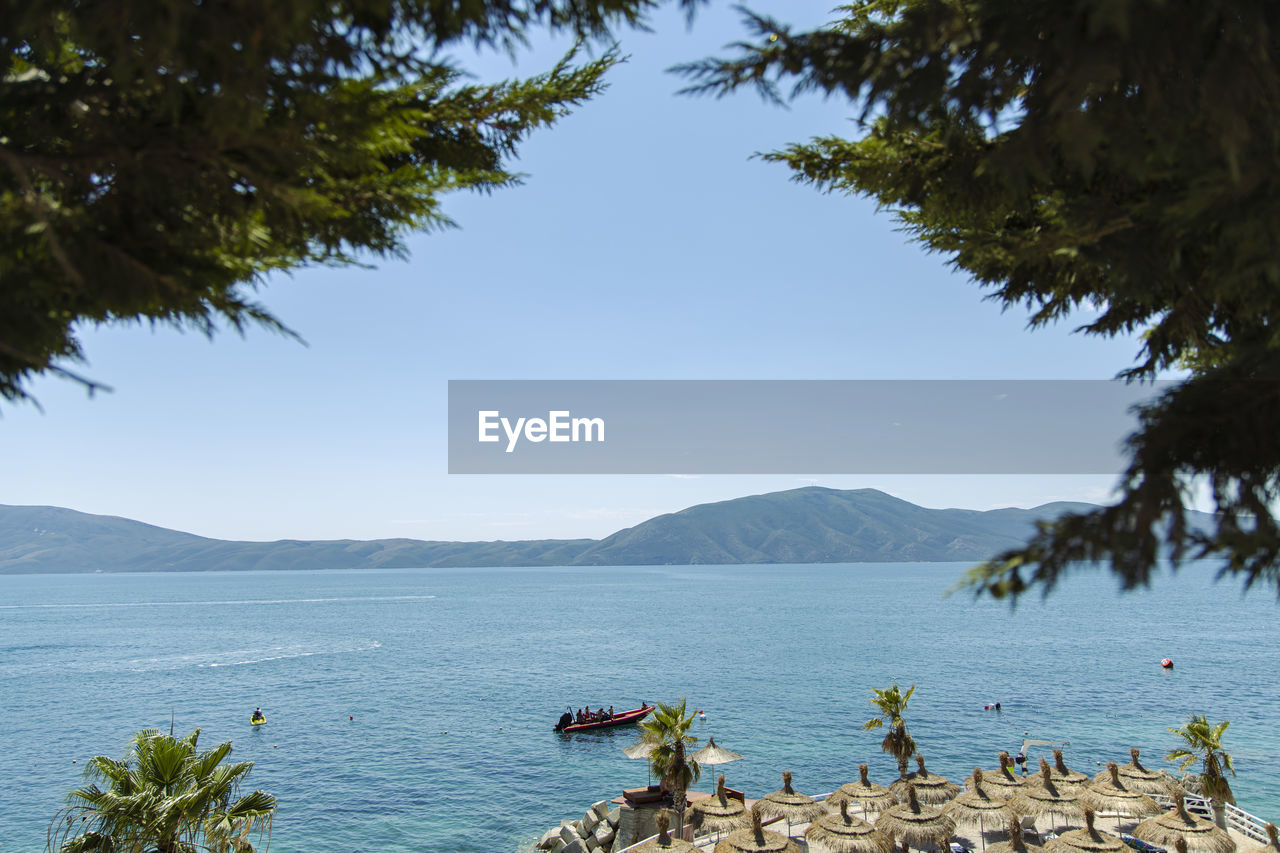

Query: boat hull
555 705 653 733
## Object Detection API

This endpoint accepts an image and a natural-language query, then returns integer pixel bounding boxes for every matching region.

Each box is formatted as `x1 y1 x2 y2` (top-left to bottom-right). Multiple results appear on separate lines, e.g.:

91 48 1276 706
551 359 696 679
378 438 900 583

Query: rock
583 833 600 852
606 808 621 828
593 822 616 848
548 841 567 853
591 800 612 822
560 825 580 846
562 840 589 853
582 809 600 833
537 827 561 849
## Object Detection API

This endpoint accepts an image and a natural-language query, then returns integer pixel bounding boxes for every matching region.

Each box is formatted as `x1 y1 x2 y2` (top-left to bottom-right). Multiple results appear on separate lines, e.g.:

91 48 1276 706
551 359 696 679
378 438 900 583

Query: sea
1 562 1277 853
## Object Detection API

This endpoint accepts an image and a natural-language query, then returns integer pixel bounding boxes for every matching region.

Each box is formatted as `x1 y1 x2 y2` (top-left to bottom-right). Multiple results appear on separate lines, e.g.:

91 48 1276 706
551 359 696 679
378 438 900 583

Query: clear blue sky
2 2 1153 543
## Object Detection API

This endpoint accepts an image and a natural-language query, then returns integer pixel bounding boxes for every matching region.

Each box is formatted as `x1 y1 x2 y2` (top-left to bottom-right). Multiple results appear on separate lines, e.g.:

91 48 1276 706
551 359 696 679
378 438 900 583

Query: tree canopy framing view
677 0 1280 600
4 0 1279 599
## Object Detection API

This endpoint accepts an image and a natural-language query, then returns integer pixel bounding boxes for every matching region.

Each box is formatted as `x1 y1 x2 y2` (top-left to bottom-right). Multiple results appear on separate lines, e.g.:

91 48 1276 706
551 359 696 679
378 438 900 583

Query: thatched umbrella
625 739 658 785
1045 810 1127 853
970 753 1028 801
806 799 895 853
1080 763 1162 831
635 810 698 853
625 741 659 759
1011 759 1084 834
876 783 957 850
714 805 803 853
829 764 900 816
758 771 827 834
1096 749 1176 797
985 818 1046 853
691 775 750 839
892 755 962 804
1134 792 1236 853
1026 751 1090 792
1242 824 1280 853
944 769 1020 851
692 737 744 786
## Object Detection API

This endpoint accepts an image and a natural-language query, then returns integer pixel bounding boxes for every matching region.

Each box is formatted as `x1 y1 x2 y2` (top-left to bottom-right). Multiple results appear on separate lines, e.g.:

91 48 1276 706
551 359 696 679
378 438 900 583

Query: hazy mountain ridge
0 487 1164 574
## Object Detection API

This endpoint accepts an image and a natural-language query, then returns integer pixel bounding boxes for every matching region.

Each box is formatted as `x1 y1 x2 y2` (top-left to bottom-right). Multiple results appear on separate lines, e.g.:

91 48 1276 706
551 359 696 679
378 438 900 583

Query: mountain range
0 486 1168 574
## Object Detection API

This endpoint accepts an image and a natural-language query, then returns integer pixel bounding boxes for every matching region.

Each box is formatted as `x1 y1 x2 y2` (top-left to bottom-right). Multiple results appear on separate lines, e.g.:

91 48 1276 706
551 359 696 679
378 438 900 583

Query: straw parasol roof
625 740 659 759
1242 823 1280 853
829 764 900 815
693 738 744 767
1080 763 1163 823
892 755 962 804
1244 819 1274 850
1011 759 1084 831
995 817 1047 853
1096 749 1176 796
635 810 698 853
1133 792 1236 853
1045 810 1127 853
944 769 1020 852
876 783 957 849
691 775 750 836
805 799 895 853
714 805 803 853
1027 751 1090 792
985 817 1047 853
970 753 1028 800
758 771 828 825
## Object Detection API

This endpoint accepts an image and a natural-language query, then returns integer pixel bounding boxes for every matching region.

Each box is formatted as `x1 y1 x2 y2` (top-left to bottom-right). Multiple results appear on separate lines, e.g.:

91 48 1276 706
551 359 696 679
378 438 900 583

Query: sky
1 1 1160 543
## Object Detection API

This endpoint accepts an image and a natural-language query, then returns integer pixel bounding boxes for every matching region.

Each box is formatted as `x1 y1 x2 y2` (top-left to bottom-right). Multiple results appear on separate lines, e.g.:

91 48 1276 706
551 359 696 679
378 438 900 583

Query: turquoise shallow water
1 563 1277 852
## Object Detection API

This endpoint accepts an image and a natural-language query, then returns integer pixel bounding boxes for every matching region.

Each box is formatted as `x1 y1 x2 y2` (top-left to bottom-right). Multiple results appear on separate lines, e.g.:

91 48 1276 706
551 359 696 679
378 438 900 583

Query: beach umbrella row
665 744 1238 853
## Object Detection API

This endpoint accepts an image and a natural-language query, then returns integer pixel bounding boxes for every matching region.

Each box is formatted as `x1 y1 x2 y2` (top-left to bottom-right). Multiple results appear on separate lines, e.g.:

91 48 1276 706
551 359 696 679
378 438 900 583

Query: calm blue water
2 563 1277 852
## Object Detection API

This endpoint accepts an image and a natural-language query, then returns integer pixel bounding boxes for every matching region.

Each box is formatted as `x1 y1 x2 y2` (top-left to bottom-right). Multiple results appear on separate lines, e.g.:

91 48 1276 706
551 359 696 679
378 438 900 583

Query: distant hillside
0 487 1193 574
571 487 1094 565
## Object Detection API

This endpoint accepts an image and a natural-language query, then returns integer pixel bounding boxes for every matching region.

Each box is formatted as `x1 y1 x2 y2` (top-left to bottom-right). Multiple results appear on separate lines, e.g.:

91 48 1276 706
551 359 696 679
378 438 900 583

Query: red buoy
1161 658 1173 669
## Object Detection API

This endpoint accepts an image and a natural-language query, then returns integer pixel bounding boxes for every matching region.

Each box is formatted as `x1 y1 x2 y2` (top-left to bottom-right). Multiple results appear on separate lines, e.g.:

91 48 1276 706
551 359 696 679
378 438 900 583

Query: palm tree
864 682 917 780
49 727 276 853
636 699 702 835
1167 715 1236 828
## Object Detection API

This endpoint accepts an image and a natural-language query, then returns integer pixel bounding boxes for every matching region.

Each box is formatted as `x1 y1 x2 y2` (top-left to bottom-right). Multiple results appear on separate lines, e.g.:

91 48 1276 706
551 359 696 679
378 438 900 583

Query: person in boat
557 711 573 731
251 708 264 722
607 706 614 719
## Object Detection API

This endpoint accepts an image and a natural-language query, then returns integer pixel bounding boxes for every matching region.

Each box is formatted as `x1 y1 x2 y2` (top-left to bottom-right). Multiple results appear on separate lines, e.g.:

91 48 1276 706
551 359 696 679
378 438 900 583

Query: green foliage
0 0 701 402
677 0 1280 599
1167 715 1236 806
49 727 275 853
863 682 916 777
636 698 701 814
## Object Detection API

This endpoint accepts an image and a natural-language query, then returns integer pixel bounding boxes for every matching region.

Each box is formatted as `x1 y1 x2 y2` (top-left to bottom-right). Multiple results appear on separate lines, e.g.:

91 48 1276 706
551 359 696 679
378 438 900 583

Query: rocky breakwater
534 799 621 853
